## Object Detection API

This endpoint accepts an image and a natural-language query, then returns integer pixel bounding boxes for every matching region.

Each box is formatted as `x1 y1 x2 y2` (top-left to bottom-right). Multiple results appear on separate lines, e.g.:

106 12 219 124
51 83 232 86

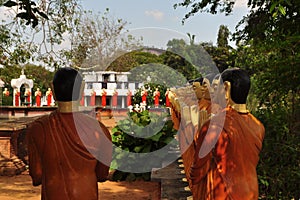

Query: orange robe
27 110 112 200
190 107 265 200
15 91 20 106
142 91 147 103
170 104 180 130
90 91 96 106
101 91 107 107
198 98 211 114
26 91 31 105
3 90 9 97
112 91 118 107
47 91 52 106
80 93 85 106
154 91 160 106
127 91 132 106
165 91 170 107
35 92 42 107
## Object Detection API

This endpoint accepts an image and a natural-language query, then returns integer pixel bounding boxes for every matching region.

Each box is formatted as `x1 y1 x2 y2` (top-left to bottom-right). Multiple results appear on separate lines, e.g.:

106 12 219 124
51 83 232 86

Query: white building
82 71 144 108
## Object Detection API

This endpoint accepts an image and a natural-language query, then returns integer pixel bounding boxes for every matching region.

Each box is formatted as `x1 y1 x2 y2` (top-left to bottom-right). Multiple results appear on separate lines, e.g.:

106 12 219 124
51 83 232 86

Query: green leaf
16 12 28 20
115 152 126 160
149 132 163 142
4 0 17 7
278 5 286 16
111 127 120 134
110 159 118 169
142 143 152 153
269 3 277 13
140 115 150 125
134 145 143 153
133 126 143 136
119 124 130 132
162 136 174 144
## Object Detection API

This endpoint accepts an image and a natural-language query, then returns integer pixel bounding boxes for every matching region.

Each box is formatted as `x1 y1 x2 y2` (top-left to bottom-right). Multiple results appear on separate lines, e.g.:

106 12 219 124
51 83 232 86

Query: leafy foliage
0 0 82 68
165 38 232 77
111 110 177 181
68 9 141 71
4 0 48 28
107 50 163 72
255 106 300 199
235 29 300 200
23 64 54 94
217 25 230 48
173 0 235 23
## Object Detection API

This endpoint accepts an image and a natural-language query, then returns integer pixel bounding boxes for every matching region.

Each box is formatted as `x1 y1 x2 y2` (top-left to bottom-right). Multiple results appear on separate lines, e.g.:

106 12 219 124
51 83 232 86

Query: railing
86 82 143 91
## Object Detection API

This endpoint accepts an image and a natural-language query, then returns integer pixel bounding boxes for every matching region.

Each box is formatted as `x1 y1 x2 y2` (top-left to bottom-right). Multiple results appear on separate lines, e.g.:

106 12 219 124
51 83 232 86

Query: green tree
165 37 235 76
165 38 217 79
1 2 138 69
217 25 229 48
202 44 233 73
1 0 82 67
107 50 163 72
66 9 141 71
173 0 289 23
24 64 54 94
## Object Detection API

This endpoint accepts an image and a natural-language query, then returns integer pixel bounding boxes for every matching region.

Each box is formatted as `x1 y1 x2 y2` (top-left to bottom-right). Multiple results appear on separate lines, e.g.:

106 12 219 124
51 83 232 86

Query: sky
81 0 250 48
0 0 250 57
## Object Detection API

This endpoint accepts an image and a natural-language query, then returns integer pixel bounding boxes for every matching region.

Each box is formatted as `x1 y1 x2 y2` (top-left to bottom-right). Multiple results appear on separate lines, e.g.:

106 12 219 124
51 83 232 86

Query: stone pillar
121 96 125 108
0 78 4 106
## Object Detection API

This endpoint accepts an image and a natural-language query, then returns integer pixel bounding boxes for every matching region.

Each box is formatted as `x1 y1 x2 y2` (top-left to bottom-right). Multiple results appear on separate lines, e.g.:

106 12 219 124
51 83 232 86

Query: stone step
151 158 193 200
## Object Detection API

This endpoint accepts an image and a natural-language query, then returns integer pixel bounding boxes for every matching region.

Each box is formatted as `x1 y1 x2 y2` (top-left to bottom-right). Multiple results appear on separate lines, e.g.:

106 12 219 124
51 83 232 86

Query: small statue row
140 87 171 108
2 87 53 107
82 88 132 108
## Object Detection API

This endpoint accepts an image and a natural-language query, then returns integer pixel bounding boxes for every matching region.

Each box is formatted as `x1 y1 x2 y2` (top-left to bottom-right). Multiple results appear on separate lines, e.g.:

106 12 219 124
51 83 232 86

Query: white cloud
145 10 164 21
0 7 12 21
233 0 248 9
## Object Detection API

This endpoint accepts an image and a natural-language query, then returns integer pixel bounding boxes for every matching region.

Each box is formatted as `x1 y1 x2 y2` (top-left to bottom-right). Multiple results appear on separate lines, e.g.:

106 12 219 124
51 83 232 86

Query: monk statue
35 88 42 107
190 68 265 200
100 88 107 107
14 88 20 106
112 88 118 108
141 88 148 104
3 87 9 97
46 88 53 106
127 89 132 107
26 67 112 200
165 88 170 107
90 88 96 106
153 88 160 108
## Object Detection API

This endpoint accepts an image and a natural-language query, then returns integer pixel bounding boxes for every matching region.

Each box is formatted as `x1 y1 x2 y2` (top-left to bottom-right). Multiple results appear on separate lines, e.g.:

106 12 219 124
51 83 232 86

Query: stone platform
0 116 40 176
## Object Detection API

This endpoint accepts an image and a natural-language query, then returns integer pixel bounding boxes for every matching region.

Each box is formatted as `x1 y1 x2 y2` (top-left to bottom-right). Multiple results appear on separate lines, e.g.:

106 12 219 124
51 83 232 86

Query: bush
110 110 178 181
255 106 300 199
